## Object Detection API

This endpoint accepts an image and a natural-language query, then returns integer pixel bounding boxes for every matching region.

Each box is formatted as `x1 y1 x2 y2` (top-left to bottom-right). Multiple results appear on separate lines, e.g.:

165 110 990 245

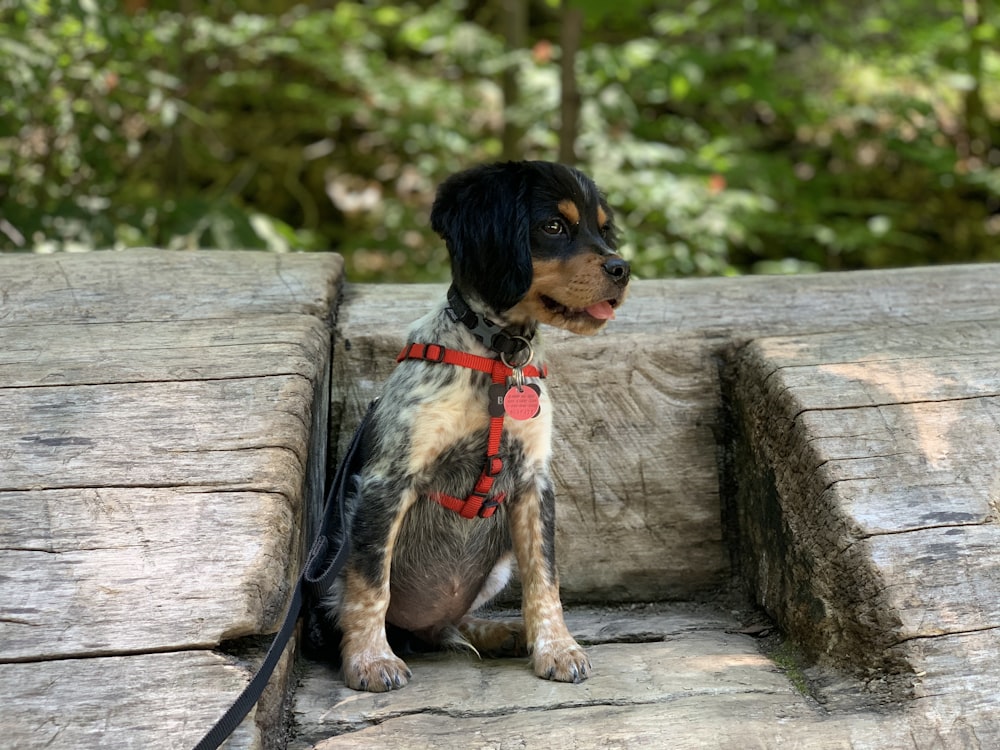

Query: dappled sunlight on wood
820 359 962 470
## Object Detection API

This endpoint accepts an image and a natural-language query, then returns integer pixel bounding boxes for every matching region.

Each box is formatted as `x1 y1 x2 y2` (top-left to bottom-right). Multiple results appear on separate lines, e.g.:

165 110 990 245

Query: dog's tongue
585 300 616 320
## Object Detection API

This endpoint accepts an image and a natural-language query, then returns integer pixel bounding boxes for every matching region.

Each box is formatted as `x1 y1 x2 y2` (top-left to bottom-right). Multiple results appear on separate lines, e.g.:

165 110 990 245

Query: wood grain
0 651 262 750
0 249 340 323
0 249 342 748
292 607 818 748
729 321 1000 733
293 606 989 750
1 487 297 660
0 315 330 387
304 705 962 750
2 377 314 495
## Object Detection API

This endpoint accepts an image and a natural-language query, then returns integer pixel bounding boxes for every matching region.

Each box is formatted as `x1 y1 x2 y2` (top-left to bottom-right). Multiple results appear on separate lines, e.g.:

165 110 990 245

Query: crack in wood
316 686 800 738
893 624 1000 646
791 392 1000 421
0 371 312 391
0 642 223 666
0 482 292 496
852 519 995 541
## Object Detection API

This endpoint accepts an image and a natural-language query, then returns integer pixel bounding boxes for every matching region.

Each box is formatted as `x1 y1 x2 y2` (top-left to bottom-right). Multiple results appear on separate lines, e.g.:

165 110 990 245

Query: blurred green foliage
1 0 998 279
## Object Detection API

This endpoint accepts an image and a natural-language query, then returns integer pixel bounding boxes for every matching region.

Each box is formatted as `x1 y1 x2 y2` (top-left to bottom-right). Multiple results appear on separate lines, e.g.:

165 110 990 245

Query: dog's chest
405 374 552 477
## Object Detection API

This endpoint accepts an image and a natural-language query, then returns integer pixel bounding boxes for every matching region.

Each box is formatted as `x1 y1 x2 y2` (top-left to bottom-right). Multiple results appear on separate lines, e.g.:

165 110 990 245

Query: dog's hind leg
338 482 417 692
509 478 591 683
456 617 526 657
454 551 526 656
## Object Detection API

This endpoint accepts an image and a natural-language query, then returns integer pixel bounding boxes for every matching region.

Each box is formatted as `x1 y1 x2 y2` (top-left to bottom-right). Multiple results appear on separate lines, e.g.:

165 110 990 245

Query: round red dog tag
503 384 540 420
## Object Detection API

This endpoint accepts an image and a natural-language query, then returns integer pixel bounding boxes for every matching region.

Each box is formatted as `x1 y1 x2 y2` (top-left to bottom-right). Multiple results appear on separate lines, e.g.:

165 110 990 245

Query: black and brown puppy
326 161 630 691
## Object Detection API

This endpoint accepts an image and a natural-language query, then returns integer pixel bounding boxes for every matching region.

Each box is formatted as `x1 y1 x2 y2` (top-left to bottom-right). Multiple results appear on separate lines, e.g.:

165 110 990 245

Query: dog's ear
430 162 533 314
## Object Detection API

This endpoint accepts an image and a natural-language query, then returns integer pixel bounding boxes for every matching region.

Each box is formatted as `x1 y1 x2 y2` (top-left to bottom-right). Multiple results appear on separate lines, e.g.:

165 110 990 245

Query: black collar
445 285 534 358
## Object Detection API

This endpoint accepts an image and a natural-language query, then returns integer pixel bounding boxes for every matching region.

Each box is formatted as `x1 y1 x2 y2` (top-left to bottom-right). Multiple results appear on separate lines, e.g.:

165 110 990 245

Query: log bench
1 250 998 748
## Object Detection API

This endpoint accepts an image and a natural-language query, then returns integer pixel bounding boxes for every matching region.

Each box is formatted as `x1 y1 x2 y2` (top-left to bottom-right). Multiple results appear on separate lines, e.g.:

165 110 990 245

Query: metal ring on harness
500 337 534 370
501 337 533 391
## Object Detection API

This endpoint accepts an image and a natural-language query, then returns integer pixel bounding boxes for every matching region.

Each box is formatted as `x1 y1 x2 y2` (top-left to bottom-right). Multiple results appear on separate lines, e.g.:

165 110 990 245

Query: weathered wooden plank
0 315 329 387
292 605 955 750
798 399 1000 535
1 339 333 660
1 377 313 493
0 651 262 750
335 265 1000 343
0 487 297 660
293 607 996 750
296 639 810 740
291 607 820 748
0 249 341 748
740 330 1000 535
559 602 744 642
309 700 992 750
0 376 327 660
750 324 1000 410
869 524 1000 639
909 628 1000 714
0 249 343 324
745 320 1000 365
314 694 976 750
542 334 727 601
305 702 948 750
729 321 1000 739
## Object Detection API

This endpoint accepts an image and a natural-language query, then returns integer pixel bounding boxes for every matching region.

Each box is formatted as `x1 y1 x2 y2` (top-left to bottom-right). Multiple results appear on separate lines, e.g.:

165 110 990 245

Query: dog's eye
542 220 565 236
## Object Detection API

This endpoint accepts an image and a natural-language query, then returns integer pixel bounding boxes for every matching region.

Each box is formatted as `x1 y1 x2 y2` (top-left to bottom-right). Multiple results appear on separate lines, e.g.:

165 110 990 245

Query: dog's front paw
532 638 591 683
342 650 412 692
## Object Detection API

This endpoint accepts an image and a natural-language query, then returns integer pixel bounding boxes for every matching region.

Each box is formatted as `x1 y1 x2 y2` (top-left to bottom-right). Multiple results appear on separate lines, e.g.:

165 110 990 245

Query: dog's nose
602 256 630 285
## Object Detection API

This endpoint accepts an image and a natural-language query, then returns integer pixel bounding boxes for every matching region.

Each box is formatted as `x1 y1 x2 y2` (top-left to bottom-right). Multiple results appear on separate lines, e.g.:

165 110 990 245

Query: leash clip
500 337 533 391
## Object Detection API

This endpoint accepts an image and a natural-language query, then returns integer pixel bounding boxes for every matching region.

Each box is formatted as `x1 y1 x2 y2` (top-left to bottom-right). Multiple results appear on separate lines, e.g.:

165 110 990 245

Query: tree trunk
558 3 584 164
960 0 991 164
501 0 528 161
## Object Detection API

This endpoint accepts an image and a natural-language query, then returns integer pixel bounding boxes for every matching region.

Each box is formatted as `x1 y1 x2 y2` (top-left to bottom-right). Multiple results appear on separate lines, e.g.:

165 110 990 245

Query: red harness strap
397 342 547 519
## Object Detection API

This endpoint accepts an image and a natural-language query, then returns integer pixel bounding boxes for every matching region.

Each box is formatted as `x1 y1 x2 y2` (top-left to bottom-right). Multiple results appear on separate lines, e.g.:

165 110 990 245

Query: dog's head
430 161 630 335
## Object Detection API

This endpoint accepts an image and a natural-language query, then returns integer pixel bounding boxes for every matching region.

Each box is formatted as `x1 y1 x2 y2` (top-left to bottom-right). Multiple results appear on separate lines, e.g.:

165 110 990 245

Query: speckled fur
324 161 629 692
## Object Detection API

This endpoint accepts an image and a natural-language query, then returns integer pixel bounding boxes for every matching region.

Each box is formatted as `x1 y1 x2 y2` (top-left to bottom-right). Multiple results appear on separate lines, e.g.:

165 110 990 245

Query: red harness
396 342 548 519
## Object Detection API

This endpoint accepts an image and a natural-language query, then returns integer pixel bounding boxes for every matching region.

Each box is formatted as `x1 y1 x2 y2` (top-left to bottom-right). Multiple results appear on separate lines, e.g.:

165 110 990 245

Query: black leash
194 402 376 750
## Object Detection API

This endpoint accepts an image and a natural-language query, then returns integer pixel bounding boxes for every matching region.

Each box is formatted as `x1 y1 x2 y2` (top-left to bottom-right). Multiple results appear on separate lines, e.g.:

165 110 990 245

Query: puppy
326 161 630 691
